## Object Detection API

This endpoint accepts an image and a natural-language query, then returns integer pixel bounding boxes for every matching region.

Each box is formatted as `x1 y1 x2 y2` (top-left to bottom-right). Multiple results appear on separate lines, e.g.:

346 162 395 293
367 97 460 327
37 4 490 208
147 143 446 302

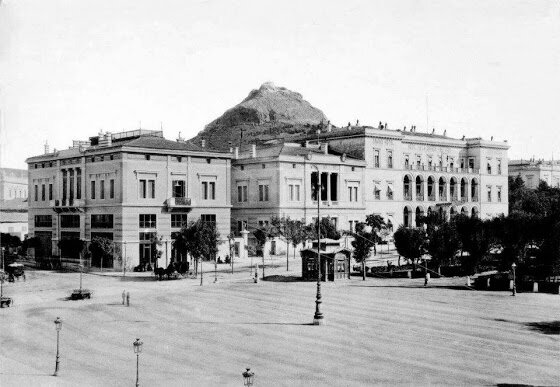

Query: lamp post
511 262 517 296
242 368 255 386
312 165 324 325
53 317 62 376
133 338 143 387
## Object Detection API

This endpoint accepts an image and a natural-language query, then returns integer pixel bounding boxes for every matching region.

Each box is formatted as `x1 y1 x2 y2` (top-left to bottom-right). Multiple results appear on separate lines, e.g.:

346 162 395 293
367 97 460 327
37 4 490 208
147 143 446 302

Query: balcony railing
428 194 436 201
416 193 424 201
404 192 412 201
166 197 192 207
51 199 85 207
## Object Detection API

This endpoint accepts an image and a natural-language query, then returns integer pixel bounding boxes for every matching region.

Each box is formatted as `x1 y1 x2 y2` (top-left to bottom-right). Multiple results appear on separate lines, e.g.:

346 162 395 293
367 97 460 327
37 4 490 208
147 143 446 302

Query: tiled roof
121 136 230 154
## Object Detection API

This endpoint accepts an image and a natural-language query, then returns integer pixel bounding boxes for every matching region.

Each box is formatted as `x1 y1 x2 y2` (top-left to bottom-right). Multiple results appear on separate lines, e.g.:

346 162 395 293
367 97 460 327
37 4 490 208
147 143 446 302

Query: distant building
0 168 28 201
508 159 560 189
26 130 231 268
0 168 28 240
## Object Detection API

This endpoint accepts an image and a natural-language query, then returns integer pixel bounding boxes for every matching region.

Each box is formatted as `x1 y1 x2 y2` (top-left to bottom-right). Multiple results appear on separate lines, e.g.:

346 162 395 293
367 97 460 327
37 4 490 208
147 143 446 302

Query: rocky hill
189 82 329 149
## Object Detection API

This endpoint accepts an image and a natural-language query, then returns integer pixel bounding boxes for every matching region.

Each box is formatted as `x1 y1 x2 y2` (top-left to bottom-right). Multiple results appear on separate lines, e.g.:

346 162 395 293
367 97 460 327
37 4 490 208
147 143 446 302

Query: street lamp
53 317 62 376
242 368 255 386
311 165 324 325
511 262 517 296
362 225 373 281
133 338 143 387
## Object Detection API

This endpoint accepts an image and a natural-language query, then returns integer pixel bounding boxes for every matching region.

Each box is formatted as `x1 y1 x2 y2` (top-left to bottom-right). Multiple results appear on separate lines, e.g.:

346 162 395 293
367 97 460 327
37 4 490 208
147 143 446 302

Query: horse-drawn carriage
0 270 13 307
154 261 190 280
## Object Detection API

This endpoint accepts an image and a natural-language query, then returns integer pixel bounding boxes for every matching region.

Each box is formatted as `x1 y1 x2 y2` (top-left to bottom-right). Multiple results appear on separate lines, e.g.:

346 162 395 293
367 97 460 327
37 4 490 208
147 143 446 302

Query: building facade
508 159 560 189
232 125 509 238
311 125 509 226
0 168 28 239
26 130 231 268
231 142 367 243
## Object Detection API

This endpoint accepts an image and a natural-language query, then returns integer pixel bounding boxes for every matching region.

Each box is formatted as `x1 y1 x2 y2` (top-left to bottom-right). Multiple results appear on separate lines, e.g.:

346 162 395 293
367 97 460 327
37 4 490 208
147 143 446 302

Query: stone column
423 177 428 201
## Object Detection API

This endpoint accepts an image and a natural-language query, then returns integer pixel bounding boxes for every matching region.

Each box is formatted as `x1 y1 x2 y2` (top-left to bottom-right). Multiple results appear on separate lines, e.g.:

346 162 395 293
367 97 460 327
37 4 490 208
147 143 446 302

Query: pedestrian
122 290 126 305
126 291 130 307
424 272 430 287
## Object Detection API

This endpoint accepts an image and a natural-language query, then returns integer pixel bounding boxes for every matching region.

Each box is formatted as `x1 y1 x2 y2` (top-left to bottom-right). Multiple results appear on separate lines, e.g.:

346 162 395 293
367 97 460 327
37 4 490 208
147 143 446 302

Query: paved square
1 263 558 386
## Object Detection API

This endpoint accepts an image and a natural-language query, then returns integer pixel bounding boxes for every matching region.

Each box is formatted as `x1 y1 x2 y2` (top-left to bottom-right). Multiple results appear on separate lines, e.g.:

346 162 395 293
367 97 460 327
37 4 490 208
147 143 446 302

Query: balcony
51 198 85 213
404 192 412 201
166 197 192 208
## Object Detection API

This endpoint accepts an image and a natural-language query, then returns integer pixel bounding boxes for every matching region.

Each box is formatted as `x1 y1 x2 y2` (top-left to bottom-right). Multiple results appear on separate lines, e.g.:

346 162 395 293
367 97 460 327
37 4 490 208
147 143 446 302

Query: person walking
126 291 130 306
424 272 430 287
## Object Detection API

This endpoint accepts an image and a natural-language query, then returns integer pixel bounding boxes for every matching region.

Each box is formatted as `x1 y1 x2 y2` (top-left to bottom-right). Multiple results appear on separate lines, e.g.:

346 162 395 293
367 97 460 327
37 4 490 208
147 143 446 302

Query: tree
453 215 492 275
89 237 117 270
178 220 221 281
253 224 276 278
426 221 459 273
536 221 560 278
364 214 387 255
351 222 376 280
287 219 305 261
271 216 305 271
305 217 341 241
393 225 425 269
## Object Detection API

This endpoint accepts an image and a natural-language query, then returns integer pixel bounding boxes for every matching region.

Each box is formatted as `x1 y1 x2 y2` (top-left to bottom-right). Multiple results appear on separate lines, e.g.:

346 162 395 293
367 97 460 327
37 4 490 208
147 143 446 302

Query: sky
0 0 559 169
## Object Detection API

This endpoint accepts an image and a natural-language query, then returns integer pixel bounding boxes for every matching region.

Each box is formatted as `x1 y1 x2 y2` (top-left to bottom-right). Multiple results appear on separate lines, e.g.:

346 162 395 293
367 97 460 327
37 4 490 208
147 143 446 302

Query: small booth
301 239 351 281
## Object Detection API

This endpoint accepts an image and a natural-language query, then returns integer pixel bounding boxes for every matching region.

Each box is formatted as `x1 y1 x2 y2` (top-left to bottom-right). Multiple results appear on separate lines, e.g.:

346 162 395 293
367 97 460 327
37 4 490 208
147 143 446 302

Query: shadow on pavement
524 320 560 335
349 284 474 291
262 275 304 282
181 321 314 326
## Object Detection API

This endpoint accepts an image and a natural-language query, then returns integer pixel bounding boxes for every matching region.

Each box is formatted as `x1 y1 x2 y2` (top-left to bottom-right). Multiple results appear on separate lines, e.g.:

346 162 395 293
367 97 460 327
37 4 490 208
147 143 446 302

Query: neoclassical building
508 159 560 189
26 130 232 268
231 142 367 242
299 124 509 227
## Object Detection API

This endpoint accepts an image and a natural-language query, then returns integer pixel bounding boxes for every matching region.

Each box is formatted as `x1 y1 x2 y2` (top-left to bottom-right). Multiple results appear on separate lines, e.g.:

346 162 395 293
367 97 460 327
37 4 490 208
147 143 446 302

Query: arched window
403 176 412 200
403 207 411 227
427 176 435 201
415 207 424 227
471 179 479 201
460 178 468 202
438 177 447 201
415 176 424 201
450 178 457 201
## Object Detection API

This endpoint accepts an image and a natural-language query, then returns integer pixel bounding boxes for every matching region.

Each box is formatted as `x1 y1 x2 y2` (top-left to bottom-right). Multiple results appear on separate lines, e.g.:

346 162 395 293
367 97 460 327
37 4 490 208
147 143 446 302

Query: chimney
443 129 447 136
105 132 112 146
201 139 206 148
327 120 332 132
44 141 50 154
98 131 112 147
347 122 351 130
356 119 360 126
251 144 256 158
176 131 184 142
384 122 387 129
234 147 239 159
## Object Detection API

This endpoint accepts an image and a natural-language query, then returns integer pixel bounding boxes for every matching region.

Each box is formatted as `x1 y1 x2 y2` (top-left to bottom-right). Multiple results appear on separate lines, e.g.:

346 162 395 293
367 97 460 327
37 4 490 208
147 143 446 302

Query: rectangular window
295 185 300 201
237 185 248 202
171 214 188 228
497 159 502 174
289 184 300 201
201 214 216 224
202 181 215 200
237 220 247 234
109 179 114 199
49 183 53 200
41 184 46 201
387 150 393 168
100 180 105 199
348 186 358 202
374 149 380 168
259 184 269 201
487 186 492 202
60 215 80 228
497 187 502 202
139 214 157 228
387 184 394 200
76 169 81 199
91 181 96 200
468 158 475 169
91 214 114 228
34 185 38 201
34 215 52 228
374 184 381 200
404 155 410 168
289 185 294 201
172 180 185 198
487 160 492 174
416 155 421 167
149 180 155 198
139 180 147 198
